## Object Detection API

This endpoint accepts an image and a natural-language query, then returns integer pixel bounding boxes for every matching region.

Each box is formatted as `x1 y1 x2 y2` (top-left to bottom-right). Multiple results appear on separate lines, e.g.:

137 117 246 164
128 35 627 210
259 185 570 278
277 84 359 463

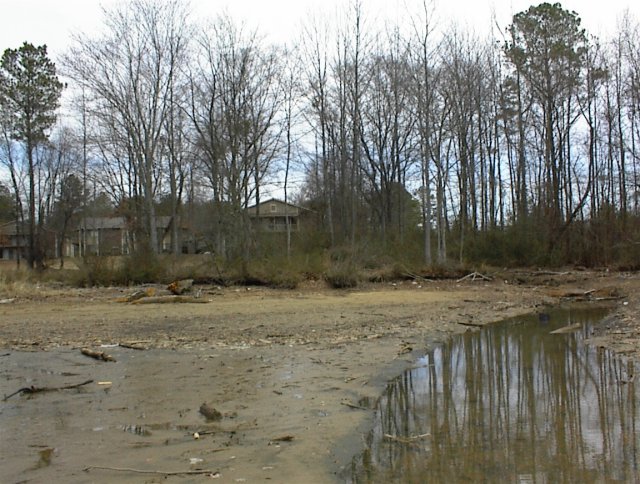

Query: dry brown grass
0 260 81 298
0 266 41 298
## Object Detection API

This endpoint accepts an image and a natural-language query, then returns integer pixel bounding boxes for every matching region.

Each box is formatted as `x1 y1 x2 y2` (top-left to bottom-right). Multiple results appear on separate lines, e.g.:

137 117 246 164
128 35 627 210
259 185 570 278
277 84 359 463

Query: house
68 217 132 256
68 215 189 256
246 198 308 232
0 221 28 261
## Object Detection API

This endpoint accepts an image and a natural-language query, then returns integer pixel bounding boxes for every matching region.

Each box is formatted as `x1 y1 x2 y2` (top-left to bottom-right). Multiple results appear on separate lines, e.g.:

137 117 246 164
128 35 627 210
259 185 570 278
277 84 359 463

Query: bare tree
300 13 334 244
188 15 284 262
359 28 415 246
410 0 438 265
64 0 191 254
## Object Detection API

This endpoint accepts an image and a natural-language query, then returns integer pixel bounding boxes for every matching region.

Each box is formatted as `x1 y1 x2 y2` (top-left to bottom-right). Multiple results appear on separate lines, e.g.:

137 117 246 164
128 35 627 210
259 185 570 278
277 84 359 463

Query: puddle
348 307 640 483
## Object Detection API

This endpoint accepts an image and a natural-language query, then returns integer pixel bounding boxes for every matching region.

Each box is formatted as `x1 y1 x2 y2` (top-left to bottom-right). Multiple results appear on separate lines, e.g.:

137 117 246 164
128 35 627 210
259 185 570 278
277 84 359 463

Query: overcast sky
1 0 638 60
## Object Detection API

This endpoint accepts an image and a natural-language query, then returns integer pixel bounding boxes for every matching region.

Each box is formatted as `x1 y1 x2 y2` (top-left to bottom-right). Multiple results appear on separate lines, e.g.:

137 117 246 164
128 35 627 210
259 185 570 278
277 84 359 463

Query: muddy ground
0 270 638 483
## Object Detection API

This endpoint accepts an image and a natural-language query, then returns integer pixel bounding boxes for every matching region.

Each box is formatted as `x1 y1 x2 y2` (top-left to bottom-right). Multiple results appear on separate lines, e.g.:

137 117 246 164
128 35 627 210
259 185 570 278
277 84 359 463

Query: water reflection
350 307 640 483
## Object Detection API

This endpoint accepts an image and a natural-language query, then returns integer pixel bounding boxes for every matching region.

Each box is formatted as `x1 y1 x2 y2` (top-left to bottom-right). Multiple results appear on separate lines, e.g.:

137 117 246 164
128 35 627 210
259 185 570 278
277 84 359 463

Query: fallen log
167 279 193 295
116 288 156 303
131 295 209 304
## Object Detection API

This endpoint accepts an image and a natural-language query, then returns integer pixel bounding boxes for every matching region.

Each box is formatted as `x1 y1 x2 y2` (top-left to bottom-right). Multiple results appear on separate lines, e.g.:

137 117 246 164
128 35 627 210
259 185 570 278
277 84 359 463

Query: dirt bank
0 270 637 483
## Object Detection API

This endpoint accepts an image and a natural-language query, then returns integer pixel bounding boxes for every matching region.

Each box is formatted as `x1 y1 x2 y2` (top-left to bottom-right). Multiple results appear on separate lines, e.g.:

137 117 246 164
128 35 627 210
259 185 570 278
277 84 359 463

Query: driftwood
564 289 595 298
167 279 193 295
533 270 570 276
131 295 209 304
81 348 116 362
457 272 492 283
402 270 434 283
3 379 93 401
593 296 626 302
84 466 218 477
116 288 156 303
118 342 147 350
341 401 368 410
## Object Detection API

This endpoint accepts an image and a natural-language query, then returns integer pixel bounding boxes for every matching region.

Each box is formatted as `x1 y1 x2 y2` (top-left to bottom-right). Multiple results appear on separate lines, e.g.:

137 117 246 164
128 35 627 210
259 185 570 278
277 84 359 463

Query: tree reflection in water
349 307 639 483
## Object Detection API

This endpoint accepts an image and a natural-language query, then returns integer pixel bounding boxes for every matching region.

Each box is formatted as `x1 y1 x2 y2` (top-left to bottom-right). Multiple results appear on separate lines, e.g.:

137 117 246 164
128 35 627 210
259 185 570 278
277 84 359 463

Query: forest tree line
1 0 640 271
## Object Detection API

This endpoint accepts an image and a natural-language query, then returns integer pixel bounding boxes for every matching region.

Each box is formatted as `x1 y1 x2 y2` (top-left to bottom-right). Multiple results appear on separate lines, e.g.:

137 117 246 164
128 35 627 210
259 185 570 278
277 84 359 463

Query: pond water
348 307 640 483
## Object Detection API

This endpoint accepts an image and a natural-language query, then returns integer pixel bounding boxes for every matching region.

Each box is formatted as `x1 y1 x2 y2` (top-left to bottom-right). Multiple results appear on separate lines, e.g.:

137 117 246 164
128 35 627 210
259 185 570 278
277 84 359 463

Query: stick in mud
84 466 219 476
3 379 94 401
81 348 116 362
270 435 295 443
341 401 368 410
118 342 147 350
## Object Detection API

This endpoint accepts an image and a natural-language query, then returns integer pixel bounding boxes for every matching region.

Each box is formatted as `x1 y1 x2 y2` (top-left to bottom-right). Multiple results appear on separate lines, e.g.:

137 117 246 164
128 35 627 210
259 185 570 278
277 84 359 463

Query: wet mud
1 272 639 482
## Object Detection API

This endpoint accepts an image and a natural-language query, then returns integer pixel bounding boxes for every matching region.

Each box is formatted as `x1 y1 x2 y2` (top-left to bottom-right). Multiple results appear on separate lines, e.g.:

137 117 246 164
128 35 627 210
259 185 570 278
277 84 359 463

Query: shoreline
1 271 637 482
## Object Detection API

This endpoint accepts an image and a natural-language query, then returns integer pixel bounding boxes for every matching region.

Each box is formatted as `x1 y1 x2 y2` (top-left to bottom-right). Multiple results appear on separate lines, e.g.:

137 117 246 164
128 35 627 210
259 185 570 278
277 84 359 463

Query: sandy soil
0 270 638 483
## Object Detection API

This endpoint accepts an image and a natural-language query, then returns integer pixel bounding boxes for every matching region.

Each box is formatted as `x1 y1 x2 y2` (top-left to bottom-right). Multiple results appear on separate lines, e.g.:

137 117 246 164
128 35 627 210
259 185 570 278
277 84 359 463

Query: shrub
269 270 302 289
325 263 359 288
73 256 121 286
120 246 166 284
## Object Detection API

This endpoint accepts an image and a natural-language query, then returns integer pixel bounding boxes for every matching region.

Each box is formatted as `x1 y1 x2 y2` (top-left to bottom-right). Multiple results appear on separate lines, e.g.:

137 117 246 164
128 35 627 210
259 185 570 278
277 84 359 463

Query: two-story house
246 198 308 232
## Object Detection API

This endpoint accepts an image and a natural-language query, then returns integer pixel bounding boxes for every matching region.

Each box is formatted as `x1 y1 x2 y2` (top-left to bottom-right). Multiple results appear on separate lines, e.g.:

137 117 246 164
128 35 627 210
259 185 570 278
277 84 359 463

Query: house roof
246 198 309 213
0 220 29 236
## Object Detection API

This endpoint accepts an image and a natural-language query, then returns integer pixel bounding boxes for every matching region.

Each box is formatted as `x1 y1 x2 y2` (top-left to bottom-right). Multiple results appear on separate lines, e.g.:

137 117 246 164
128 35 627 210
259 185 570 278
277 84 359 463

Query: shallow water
349 307 639 483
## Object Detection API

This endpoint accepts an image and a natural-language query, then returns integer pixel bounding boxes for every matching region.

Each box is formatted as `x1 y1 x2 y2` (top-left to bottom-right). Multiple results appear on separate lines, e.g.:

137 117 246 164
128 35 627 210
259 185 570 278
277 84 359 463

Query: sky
1 0 639 61
0 0 638 198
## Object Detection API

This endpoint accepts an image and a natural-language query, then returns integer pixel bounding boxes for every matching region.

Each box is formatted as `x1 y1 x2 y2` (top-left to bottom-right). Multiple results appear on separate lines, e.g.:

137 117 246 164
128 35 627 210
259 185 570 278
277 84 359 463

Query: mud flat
0 271 637 482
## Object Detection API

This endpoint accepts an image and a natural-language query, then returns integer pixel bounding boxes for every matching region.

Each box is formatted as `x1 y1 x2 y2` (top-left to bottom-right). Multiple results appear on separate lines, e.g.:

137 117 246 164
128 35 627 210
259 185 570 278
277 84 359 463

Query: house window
270 203 277 213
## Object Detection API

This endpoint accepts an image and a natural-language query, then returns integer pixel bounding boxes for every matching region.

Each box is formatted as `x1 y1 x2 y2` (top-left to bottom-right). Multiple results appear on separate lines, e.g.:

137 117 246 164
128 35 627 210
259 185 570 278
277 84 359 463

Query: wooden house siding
246 199 305 232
